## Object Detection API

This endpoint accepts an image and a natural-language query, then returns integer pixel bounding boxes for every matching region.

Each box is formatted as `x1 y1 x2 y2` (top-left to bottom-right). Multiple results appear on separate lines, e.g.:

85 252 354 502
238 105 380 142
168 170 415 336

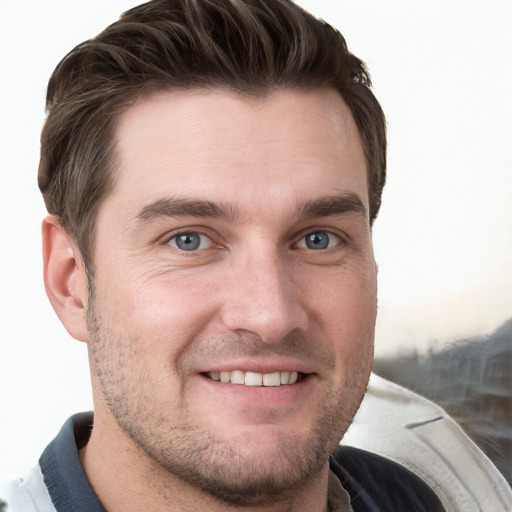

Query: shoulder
1 465 56 512
331 445 445 512
1 412 94 512
340 373 512 511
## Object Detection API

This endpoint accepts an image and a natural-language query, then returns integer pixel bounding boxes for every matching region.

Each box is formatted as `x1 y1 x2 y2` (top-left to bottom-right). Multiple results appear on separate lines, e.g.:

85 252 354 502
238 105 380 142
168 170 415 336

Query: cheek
98 272 223 354
306 264 377 330
305 265 376 372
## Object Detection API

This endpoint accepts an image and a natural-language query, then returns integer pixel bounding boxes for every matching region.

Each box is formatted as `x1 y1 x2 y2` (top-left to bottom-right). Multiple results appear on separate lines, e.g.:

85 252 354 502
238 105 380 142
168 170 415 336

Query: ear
42 216 89 342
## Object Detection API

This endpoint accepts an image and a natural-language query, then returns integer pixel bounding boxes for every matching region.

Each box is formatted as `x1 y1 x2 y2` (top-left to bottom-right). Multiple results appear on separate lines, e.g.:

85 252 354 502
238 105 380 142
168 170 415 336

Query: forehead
108 87 368 219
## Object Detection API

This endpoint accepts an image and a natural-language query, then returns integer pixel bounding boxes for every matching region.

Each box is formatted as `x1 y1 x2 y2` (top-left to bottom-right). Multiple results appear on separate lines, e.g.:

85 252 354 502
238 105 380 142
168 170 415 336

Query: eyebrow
297 193 367 221
136 197 241 223
135 192 367 225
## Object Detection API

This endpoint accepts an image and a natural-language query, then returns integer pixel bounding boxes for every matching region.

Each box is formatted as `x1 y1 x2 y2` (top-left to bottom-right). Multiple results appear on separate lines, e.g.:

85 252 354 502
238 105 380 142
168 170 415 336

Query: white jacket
343 373 512 511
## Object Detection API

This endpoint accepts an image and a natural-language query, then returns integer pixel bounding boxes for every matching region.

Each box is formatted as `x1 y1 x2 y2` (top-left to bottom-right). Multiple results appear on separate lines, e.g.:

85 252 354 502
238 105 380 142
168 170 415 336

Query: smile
205 370 304 386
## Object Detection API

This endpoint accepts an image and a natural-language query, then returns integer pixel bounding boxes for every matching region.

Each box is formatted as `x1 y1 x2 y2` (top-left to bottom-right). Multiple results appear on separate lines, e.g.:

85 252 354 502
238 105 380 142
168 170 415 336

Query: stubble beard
86 294 372 507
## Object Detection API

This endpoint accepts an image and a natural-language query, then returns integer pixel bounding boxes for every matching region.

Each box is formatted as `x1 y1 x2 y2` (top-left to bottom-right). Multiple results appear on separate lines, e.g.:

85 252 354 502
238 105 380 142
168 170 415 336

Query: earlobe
42 216 89 342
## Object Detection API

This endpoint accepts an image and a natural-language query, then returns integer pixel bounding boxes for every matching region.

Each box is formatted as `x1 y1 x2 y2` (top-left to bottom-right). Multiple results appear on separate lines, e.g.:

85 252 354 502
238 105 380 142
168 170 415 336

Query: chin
168 431 329 507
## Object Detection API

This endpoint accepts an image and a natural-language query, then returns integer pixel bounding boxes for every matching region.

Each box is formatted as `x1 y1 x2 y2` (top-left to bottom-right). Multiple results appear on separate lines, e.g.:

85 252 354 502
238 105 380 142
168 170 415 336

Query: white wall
1 0 511 482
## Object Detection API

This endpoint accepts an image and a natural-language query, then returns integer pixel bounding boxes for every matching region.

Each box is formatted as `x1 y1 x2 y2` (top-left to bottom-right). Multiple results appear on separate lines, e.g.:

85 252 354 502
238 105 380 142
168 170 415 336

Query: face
86 88 377 504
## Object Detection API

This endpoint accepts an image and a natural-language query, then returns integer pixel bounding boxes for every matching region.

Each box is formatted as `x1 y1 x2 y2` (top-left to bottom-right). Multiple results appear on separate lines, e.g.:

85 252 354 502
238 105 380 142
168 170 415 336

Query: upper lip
196 357 316 375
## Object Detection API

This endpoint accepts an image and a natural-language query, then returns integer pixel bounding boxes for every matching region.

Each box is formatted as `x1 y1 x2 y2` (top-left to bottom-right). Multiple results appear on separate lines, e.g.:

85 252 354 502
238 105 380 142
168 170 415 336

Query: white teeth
231 370 245 385
263 372 281 387
245 372 263 386
207 370 302 386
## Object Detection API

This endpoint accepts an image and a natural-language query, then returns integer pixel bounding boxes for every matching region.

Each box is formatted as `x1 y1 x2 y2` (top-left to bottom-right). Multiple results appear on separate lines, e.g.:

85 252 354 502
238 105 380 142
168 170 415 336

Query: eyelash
295 230 342 250
164 228 345 253
165 231 215 252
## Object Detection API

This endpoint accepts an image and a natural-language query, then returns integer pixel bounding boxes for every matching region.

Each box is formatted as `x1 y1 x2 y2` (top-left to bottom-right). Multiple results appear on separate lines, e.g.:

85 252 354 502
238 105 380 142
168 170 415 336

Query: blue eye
298 231 340 250
169 232 212 251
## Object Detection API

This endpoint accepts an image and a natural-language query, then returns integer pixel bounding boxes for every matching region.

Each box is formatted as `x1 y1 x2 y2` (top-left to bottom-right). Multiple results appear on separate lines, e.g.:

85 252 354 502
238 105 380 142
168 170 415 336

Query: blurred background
1 0 511 484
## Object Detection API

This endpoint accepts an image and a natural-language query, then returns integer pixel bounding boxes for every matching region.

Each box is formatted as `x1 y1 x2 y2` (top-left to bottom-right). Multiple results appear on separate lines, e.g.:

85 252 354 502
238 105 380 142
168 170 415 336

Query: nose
220 247 308 343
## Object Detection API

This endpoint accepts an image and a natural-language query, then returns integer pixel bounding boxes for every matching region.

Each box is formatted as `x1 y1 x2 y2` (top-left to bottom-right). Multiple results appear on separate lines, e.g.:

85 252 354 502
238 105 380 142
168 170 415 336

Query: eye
168 232 213 251
297 231 341 250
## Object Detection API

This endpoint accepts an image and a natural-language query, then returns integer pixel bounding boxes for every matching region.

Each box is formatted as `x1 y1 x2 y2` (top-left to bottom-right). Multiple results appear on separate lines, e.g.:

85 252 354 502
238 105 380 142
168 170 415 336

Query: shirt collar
39 412 106 512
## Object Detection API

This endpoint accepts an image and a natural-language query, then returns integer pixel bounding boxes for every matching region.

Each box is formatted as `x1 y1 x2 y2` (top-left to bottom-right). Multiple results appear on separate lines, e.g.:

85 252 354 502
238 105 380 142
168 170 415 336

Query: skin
43 87 377 511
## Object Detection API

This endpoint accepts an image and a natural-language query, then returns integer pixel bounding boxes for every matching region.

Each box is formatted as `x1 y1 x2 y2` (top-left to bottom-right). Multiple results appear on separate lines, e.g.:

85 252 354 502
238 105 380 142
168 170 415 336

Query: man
0 0 501 510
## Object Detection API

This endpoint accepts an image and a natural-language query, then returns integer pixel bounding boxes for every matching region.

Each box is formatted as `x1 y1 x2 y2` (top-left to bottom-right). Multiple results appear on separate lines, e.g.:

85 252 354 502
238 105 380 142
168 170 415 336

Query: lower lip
198 373 314 407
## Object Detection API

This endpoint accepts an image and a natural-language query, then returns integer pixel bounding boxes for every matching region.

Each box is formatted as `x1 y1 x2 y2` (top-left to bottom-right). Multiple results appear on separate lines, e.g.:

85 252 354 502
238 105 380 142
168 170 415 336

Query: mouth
204 370 306 387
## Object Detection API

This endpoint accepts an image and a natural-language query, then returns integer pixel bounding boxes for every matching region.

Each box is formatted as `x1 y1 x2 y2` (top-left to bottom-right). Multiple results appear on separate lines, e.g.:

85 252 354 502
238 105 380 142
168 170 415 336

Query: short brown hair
38 0 386 268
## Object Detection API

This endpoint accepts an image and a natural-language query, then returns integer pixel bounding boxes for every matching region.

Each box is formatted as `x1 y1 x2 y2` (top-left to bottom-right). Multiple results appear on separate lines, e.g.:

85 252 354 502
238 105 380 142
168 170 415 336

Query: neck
79 410 332 512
